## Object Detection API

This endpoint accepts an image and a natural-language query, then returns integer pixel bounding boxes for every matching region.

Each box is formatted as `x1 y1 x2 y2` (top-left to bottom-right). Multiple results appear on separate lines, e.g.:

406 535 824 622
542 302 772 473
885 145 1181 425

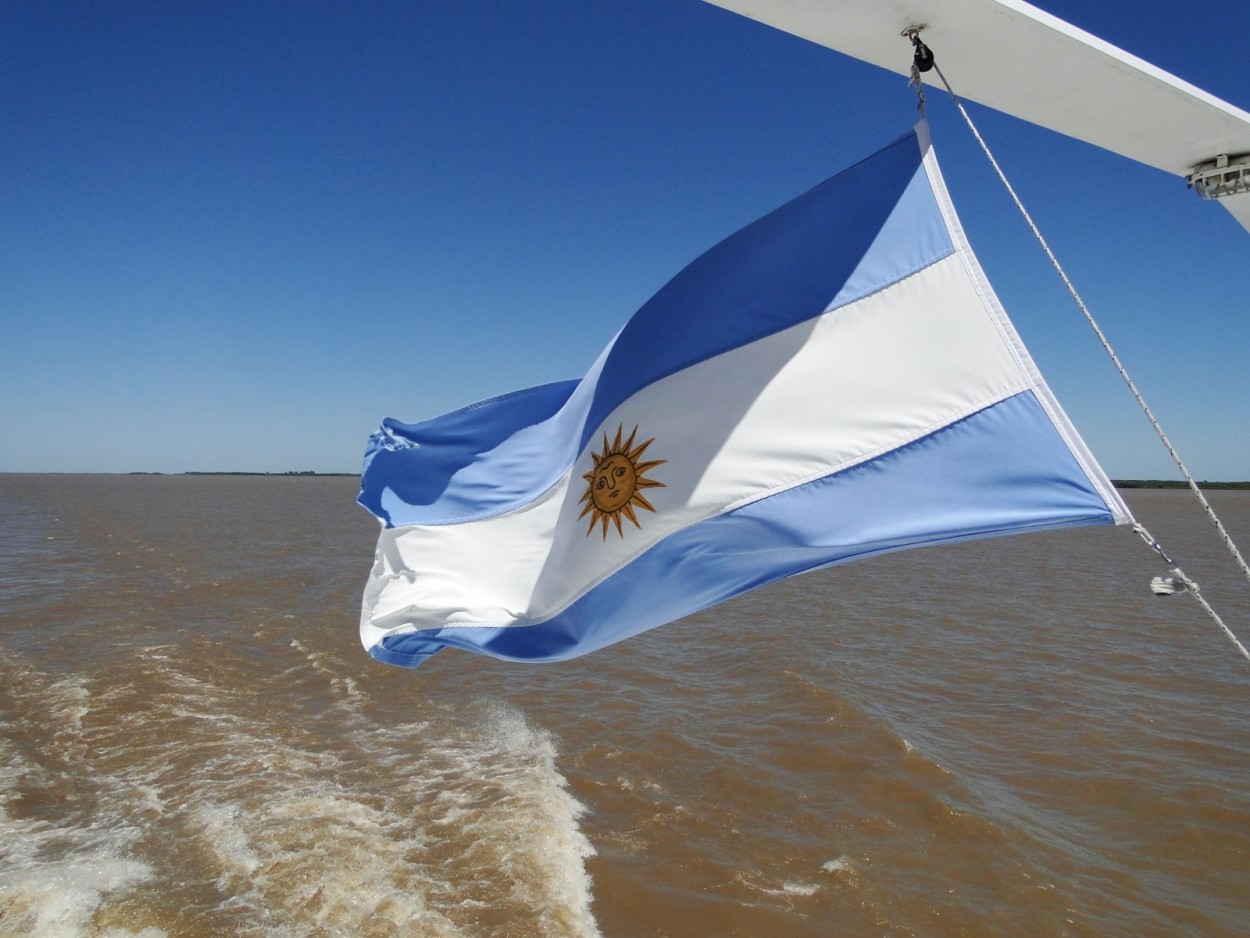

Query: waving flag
357 124 1131 668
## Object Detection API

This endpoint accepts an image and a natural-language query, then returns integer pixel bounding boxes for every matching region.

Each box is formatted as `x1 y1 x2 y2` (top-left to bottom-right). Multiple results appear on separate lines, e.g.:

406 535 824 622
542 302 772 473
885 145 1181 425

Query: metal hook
901 25 935 72
901 25 932 116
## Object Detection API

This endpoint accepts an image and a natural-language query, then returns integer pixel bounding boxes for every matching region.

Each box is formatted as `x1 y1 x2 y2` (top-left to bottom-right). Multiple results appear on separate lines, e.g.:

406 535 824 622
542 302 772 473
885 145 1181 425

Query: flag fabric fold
358 123 1131 668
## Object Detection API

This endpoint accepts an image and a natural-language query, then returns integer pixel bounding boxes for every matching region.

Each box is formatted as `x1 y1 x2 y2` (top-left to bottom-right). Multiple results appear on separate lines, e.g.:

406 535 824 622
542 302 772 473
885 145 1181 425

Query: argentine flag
358 125 1131 668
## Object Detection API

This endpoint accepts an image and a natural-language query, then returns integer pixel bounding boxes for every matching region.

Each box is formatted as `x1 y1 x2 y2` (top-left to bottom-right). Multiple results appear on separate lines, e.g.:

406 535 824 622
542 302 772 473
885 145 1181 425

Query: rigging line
1170 567 1250 661
922 53 1250 658
1135 524 1250 661
903 27 932 117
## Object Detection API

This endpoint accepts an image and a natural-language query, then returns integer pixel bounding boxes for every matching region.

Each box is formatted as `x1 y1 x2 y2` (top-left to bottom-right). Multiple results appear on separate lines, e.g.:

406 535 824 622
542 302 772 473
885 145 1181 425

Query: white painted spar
1218 191 1250 232
704 0 1250 231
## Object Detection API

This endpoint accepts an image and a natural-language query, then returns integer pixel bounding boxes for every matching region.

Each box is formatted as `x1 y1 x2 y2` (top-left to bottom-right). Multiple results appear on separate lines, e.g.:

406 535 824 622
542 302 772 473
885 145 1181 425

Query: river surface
1 474 1247 936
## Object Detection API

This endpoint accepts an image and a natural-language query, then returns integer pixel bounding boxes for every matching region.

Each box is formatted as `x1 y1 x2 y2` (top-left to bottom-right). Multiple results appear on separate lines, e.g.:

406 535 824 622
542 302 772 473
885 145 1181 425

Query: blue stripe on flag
577 131 944 453
359 380 578 526
359 130 954 529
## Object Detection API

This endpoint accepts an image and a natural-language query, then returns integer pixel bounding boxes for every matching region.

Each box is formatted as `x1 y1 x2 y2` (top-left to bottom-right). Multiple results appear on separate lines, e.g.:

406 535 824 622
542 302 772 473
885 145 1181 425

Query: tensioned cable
1134 523 1250 660
909 37 1250 661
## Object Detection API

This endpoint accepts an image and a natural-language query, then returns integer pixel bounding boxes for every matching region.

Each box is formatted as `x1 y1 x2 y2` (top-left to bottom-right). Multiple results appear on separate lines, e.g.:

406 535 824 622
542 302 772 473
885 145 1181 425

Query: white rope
922 59 1250 659
1136 524 1250 662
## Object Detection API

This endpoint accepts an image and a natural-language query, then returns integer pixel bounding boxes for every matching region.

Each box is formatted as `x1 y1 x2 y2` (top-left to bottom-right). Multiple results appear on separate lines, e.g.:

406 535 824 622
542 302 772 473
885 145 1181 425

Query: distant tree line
1113 480 1249 490
177 471 359 477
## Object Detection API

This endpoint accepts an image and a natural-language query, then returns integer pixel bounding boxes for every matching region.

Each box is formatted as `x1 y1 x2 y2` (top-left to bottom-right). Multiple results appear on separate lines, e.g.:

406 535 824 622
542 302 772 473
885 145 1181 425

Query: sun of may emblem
579 424 666 540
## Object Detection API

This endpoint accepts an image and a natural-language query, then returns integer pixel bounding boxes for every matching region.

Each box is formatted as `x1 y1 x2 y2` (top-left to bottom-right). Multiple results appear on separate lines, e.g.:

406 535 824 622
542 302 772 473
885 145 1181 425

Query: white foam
407 701 601 936
735 871 822 907
822 856 854 874
0 853 155 938
0 741 158 938
1 647 602 936
780 881 820 896
194 803 264 877
163 697 601 936
195 793 461 936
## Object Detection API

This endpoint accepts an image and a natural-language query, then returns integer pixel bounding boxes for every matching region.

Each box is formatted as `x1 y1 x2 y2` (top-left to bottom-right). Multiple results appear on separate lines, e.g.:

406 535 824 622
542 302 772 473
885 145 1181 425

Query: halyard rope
912 46 1250 660
1135 524 1250 660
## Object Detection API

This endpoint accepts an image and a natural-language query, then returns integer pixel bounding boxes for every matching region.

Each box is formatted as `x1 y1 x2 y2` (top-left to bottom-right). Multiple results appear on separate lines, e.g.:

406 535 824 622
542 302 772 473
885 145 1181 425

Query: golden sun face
579 424 666 540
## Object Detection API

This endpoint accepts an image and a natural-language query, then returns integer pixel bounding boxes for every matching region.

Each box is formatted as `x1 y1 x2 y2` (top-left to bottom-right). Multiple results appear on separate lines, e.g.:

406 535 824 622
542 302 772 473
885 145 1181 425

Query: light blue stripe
360 130 954 529
576 131 944 452
359 380 578 526
824 148 954 312
369 390 1117 667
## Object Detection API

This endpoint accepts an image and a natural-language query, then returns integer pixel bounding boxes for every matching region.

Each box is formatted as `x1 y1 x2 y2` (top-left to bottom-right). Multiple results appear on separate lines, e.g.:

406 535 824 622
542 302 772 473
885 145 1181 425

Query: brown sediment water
0 474 1247 936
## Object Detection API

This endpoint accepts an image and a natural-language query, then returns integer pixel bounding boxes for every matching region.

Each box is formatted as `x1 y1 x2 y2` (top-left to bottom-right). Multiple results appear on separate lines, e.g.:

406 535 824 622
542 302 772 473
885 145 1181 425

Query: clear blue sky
2 1 1247 478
